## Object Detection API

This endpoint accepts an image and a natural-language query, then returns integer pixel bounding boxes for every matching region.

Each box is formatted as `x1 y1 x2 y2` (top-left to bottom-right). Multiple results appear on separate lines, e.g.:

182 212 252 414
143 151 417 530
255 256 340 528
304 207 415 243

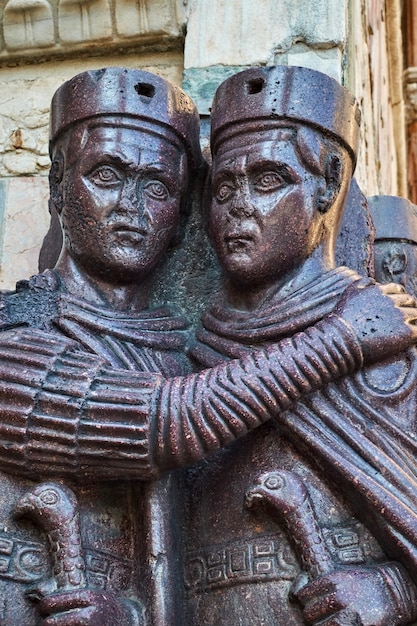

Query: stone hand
295 564 417 626
333 280 417 363
36 589 142 626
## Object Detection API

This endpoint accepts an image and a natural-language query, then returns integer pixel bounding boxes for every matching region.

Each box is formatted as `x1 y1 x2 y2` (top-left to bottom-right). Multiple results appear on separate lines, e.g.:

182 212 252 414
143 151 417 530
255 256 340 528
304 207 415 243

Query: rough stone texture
0 176 50 290
335 179 375 277
346 0 402 197
0 52 183 289
183 66 248 116
184 0 346 68
183 0 345 141
405 68 417 124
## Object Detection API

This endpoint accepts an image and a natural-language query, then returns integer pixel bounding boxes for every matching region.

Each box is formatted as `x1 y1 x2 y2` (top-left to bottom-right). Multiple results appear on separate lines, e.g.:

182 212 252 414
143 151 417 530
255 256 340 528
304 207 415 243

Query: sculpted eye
89 165 122 186
215 181 235 202
143 180 169 200
253 170 286 192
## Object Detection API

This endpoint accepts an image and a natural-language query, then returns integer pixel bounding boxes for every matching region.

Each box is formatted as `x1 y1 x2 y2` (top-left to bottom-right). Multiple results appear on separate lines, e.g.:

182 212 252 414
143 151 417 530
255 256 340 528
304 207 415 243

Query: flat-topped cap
50 67 202 169
210 66 361 167
369 195 417 244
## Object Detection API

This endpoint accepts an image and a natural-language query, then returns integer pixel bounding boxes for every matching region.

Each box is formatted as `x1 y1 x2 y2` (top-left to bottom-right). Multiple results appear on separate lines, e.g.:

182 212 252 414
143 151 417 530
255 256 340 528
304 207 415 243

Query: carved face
59 125 186 284
210 129 327 287
373 240 417 297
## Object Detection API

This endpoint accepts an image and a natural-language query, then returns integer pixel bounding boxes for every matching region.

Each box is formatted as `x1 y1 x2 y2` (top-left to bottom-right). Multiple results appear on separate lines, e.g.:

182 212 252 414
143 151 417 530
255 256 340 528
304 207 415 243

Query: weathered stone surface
0 0 184 63
346 0 401 196
0 177 50 289
0 55 183 177
58 0 112 44
405 67 417 124
184 0 346 68
183 65 247 115
3 0 55 50
335 178 375 277
273 43 342 81
184 50 342 118
0 75 55 177
115 0 180 38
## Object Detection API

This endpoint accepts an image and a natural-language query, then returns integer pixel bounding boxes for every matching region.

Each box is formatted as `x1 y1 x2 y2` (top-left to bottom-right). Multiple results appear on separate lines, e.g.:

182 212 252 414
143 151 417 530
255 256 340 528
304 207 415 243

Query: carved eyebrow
247 159 301 182
212 162 243 181
86 152 137 170
213 167 237 179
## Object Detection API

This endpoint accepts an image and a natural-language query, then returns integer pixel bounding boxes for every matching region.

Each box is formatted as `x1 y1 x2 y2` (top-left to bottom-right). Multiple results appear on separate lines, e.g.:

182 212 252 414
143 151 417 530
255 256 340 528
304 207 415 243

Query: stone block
0 177 50 290
0 75 56 177
274 43 342 82
184 0 346 69
183 51 343 118
3 0 54 50
115 0 180 38
58 0 112 44
183 66 248 115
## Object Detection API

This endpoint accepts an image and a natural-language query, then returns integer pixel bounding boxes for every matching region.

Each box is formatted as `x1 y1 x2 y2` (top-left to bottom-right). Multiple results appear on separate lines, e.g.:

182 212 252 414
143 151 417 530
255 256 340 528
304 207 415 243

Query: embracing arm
0 312 360 480
0 282 415 480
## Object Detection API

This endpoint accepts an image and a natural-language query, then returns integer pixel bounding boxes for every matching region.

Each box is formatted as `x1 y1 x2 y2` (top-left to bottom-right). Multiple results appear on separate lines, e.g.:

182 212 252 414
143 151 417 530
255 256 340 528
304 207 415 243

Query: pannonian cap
369 195 417 244
210 66 361 167
50 67 202 169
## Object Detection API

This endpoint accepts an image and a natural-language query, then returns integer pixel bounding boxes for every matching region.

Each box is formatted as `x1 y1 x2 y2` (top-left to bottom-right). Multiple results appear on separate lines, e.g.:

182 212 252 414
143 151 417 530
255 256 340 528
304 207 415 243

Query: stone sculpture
370 195 417 296
185 67 417 625
0 65 205 626
0 67 414 626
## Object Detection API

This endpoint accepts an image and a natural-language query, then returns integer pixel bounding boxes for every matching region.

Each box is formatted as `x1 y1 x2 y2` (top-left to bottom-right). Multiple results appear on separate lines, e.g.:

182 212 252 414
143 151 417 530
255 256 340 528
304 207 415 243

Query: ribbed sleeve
0 315 362 480
0 329 161 480
155 314 363 469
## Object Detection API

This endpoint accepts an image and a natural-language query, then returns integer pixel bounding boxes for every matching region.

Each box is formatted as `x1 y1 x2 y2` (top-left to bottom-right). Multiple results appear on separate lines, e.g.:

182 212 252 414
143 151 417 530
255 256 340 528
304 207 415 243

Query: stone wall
0 0 406 289
346 0 405 198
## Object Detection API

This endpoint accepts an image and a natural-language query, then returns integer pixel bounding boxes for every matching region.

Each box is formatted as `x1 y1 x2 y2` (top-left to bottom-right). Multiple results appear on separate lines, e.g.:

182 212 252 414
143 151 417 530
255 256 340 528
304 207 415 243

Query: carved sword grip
14 482 86 593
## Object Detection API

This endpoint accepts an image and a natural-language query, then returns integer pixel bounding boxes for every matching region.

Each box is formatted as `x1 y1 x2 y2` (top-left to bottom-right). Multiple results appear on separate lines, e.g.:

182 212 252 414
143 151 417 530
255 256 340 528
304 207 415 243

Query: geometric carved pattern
185 524 384 594
0 532 48 584
85 548 135 594
0 531 134 594
184 534 298 593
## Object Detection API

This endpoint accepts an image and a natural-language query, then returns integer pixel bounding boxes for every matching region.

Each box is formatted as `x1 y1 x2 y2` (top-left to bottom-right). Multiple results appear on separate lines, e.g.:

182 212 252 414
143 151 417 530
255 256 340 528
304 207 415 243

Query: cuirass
183 421 385 626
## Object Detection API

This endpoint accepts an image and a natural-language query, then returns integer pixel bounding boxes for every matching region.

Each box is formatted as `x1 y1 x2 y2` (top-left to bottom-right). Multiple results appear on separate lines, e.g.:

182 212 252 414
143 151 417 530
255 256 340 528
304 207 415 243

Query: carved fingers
38 589 138 626
333 280 417 363
295 567 403 626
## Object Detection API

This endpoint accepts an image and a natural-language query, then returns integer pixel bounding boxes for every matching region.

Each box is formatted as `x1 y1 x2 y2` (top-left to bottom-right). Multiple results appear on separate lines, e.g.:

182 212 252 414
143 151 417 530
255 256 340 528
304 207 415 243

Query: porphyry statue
0 67 415 626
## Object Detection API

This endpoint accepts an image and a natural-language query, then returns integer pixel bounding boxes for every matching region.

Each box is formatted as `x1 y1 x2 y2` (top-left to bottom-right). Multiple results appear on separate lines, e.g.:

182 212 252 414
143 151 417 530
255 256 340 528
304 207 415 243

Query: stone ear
316 154 343 214
49 151 65 215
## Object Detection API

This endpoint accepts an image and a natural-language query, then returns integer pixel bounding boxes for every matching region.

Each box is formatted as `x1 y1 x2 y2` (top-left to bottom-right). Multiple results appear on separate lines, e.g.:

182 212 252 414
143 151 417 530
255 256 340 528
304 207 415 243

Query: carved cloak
192 266 417 579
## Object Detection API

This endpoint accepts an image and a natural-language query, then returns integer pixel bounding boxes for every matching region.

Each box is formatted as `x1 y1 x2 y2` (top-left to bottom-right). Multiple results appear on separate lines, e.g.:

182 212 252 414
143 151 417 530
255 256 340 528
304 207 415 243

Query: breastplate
183 421 385 626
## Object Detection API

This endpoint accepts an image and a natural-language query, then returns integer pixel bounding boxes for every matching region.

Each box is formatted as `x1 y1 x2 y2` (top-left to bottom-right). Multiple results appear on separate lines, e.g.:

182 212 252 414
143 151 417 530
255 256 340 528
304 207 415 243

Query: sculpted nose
118 180 140 215
228 188 254 218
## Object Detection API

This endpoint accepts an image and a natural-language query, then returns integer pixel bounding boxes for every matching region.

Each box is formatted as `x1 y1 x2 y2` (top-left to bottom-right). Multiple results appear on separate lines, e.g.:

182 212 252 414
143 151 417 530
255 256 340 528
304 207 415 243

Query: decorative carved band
185 525 382 594
0 530 134 592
